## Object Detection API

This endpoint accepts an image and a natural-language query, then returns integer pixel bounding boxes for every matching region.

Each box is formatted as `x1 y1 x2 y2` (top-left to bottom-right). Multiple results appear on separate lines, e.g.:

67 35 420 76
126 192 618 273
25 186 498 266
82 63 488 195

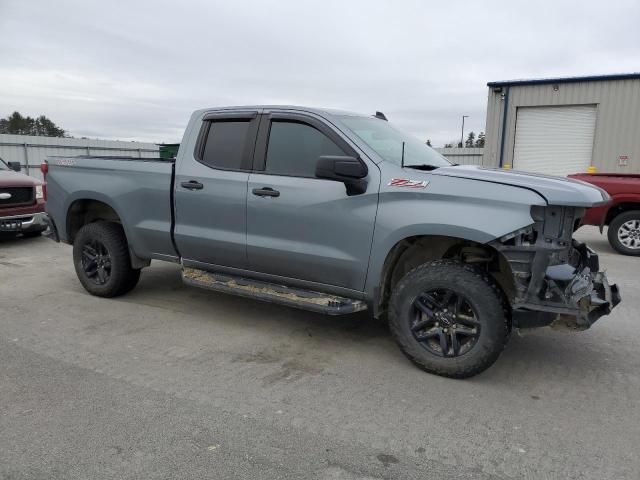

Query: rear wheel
388 260 509 378
608 210 640 256
73 221 141 297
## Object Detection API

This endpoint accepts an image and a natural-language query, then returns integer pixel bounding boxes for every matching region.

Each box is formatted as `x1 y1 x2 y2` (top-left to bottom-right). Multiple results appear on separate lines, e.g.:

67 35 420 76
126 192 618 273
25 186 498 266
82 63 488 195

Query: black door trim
251 111 361 172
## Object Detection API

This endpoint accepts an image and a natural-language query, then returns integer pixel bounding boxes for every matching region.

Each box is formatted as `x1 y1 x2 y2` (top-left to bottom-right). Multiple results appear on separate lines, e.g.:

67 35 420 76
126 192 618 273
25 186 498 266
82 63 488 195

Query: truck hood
0 169 42 187
432 165 609 207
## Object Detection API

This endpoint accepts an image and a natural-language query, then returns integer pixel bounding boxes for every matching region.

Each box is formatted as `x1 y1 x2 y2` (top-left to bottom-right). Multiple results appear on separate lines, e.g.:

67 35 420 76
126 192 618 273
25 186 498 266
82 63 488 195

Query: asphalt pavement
1 227 638 479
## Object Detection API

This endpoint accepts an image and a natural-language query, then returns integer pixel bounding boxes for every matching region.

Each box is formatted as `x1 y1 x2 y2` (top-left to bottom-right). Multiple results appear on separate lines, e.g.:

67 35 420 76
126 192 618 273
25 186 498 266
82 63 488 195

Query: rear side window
199 120 252 170
265 121 345 177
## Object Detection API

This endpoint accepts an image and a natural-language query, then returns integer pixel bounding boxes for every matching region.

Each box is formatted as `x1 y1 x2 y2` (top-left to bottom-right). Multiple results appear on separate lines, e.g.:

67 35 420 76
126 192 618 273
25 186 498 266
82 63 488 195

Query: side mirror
315 155 368 195
316 156 367 179
7 162 21 172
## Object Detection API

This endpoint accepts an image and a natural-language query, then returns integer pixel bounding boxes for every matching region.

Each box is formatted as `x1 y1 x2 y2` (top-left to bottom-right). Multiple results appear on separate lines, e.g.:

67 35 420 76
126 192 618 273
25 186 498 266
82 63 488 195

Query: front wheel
607 210 640 256
388 260 509 378
73 221 141 297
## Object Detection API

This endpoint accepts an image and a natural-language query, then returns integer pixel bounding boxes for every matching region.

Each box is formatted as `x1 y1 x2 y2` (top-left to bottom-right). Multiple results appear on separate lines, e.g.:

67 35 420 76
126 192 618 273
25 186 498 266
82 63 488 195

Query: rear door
174 111 260 269
246 111 379 291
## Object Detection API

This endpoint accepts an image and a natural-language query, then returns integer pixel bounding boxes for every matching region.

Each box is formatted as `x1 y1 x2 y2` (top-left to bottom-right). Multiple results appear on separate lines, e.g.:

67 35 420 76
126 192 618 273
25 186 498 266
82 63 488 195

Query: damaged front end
492 205 621 330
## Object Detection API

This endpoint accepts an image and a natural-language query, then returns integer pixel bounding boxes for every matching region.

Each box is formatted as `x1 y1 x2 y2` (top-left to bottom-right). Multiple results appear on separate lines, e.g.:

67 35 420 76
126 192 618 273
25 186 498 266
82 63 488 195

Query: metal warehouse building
483 73 640 176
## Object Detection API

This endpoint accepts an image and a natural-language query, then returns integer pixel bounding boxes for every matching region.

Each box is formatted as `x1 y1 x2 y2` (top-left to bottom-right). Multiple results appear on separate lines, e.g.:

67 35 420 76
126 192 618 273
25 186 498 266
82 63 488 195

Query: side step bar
182 267 368 315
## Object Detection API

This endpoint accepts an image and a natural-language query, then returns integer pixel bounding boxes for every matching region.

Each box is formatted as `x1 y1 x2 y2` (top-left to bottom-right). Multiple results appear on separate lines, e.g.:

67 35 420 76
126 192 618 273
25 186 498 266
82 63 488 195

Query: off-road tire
388 260 509 379
73 221 141 297
607 210 640 256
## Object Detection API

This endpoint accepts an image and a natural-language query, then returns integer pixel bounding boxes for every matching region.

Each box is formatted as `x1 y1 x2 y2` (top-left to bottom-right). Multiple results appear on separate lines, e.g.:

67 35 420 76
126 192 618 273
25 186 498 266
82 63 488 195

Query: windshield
338 116 452 169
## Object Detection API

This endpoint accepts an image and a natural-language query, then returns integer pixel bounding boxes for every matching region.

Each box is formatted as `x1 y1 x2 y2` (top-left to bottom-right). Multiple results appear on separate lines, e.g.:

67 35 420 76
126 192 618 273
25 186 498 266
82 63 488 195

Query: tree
34 115 65 137
0 111 65 137
464 131 476 148
1 112 33 135
475 132 485 148
426 139 432 147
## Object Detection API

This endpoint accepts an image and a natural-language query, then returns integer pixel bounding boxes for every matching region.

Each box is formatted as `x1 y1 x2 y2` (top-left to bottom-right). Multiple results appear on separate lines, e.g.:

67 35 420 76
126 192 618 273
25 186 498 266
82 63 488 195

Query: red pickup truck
569 173 640 255
0 158 47 238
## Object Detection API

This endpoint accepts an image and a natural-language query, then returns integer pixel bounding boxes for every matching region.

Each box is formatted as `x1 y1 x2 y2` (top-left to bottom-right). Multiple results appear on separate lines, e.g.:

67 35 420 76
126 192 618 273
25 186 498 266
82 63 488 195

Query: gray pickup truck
44 106 620 378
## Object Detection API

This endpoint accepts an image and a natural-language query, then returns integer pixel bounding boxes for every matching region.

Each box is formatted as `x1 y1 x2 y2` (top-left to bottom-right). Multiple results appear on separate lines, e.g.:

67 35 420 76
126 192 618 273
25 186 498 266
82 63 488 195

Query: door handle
252 187 280 197
181 180 204 190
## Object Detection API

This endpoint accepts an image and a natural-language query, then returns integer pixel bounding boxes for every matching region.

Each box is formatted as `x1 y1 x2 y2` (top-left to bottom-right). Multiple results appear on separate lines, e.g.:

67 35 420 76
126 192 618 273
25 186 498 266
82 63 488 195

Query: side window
199 120 252 170
265 121 346 177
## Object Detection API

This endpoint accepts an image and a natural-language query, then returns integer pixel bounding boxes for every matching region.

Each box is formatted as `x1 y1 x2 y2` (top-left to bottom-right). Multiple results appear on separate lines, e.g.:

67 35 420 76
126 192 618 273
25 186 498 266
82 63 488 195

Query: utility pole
460 115 469 148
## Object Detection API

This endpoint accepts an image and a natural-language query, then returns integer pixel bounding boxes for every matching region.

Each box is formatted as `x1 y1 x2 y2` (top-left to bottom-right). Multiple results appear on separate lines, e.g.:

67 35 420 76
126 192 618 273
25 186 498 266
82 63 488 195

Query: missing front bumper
549 272 621 330
512 245 621 330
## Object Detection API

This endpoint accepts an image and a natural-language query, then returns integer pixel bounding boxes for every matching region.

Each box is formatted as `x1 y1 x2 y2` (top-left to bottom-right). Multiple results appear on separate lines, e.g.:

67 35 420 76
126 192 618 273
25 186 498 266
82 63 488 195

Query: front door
246 112 379 291
174 111 260 269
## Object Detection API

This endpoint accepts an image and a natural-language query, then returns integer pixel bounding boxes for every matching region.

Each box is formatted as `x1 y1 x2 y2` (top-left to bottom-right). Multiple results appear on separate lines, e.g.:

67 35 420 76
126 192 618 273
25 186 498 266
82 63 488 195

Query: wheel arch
604 200 640 226
373 233 515 320
66 197 123 243
65 195 148 269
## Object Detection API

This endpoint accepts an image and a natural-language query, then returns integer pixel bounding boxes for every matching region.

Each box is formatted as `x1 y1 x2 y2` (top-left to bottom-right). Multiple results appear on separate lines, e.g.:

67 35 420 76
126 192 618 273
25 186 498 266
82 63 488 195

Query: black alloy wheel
81 239 112 285
72 221 141 297
411 289 480 358
388 260 509 378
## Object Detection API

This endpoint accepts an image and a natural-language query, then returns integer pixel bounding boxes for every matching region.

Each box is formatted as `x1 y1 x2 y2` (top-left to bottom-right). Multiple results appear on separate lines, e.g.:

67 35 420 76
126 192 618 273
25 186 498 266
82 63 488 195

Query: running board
182 267 367 315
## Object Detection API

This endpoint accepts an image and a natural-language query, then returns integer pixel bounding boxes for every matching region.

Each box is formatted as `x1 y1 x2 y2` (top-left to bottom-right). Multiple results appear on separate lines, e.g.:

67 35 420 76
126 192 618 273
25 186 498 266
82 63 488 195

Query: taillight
40 162 48 201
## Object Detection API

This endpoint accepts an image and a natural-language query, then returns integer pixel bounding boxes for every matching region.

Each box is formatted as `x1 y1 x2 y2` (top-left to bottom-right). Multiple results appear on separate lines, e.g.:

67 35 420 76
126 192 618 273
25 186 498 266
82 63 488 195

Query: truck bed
45 155 178 262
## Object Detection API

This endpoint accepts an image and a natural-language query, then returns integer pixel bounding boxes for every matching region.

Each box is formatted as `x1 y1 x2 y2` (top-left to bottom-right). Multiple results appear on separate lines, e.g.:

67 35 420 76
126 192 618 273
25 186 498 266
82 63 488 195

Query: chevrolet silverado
43 106 620 378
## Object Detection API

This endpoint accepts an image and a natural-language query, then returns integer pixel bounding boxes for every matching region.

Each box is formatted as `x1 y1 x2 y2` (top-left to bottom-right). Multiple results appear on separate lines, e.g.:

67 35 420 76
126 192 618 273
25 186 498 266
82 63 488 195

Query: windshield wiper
404 164 440 171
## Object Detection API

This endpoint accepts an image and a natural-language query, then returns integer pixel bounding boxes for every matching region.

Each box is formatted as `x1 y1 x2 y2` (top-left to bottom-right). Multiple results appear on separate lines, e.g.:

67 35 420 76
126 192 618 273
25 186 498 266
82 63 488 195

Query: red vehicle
0 158 47 238
569 173 640 255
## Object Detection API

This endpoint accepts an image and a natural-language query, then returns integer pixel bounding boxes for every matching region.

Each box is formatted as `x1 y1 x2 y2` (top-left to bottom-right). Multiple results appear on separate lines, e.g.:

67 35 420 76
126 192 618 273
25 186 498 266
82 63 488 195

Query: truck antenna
374 111 388 121
401 141 405 168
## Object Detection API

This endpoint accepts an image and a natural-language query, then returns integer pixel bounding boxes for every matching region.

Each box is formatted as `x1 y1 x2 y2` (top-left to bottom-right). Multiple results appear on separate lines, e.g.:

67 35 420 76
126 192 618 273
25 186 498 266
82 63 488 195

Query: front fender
605 193 640 221
583 194 640 231
364 192 540 304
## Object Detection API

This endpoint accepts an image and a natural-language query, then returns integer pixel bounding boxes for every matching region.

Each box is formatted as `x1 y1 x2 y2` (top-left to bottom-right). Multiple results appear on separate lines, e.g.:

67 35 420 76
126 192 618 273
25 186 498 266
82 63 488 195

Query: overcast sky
1 0 639 146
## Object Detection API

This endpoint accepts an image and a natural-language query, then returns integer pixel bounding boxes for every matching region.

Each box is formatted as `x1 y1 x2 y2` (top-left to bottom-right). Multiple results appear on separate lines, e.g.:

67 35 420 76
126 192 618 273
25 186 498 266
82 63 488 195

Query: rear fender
64 191 130 241
63 192 146 267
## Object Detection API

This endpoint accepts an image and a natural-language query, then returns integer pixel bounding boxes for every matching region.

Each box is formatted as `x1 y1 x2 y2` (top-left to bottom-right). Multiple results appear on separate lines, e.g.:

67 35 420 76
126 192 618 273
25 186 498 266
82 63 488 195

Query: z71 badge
388 178 429 188
56 158 76 167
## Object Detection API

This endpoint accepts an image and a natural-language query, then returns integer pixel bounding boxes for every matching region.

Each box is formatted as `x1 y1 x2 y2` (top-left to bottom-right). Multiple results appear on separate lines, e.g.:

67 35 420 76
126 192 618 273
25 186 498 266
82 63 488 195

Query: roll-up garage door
512 105 596 177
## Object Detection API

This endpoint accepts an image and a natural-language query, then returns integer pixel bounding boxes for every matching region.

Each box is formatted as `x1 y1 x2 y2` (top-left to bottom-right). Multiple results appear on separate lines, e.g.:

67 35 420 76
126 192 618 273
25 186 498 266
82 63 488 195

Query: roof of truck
194 105 369 118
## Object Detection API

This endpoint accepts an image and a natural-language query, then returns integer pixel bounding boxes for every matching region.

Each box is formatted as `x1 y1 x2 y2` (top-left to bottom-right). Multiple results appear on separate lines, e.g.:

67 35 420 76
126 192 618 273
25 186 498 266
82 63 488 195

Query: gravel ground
1 226 638 479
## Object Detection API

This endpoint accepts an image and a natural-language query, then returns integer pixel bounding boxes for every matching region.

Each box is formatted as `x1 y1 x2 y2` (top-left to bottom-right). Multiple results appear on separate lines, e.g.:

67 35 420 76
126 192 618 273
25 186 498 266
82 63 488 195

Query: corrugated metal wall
0 134 159 180
484 78 640 173
435 147 485 165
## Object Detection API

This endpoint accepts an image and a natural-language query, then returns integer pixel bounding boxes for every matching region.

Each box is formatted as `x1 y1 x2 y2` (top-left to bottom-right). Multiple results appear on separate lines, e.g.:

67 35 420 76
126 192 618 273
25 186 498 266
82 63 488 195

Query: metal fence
0 134 486 181
435 147 485 166
0 134 160 180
